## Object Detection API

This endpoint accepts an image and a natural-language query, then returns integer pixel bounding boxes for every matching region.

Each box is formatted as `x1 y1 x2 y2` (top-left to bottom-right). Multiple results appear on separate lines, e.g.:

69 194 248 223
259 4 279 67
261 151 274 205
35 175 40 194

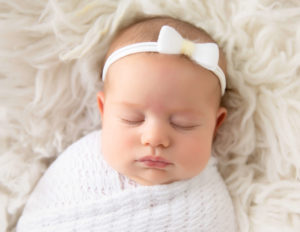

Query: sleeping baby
17 16 237 231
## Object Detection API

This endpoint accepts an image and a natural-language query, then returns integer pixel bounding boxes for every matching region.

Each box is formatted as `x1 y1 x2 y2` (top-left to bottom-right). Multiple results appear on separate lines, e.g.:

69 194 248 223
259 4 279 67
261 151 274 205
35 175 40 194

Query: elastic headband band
102 25 226 95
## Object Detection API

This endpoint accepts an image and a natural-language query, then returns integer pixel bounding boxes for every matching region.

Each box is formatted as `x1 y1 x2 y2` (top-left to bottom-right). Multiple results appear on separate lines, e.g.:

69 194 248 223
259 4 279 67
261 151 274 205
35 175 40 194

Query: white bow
157 26 219 72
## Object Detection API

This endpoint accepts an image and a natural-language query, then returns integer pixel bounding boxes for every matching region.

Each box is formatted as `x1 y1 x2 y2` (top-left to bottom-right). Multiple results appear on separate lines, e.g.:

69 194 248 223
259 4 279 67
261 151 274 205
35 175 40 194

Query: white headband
102 25 226 95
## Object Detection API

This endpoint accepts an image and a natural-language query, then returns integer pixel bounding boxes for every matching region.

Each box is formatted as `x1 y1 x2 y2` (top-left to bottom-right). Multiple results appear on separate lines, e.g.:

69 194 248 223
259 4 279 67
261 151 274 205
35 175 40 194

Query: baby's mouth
136 156 173 168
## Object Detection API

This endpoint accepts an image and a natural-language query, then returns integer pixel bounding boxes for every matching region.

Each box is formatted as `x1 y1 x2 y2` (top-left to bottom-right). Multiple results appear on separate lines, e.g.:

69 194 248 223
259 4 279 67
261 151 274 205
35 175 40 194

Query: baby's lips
138 155 172 164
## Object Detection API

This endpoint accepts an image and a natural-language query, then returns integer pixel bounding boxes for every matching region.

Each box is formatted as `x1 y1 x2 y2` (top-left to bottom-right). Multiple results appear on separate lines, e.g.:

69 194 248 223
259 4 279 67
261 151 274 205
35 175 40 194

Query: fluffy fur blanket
1 0 300 231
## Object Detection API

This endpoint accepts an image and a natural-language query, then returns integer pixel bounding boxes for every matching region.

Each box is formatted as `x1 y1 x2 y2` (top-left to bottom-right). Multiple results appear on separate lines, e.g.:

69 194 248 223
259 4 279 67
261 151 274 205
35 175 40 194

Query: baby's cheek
108 129 137 162
176 141 211 177
115 128 137 147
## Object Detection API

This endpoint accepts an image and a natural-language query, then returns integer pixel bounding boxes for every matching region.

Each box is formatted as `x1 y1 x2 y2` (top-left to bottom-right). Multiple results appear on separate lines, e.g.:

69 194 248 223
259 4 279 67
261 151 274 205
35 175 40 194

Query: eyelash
170 122 198 130
121 119 144 125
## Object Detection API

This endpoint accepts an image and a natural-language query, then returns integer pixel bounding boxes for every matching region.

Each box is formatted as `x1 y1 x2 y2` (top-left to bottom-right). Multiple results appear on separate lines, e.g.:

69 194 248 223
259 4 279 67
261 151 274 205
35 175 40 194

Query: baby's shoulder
23 130 103 212
44 130 102 175
60 130 101 160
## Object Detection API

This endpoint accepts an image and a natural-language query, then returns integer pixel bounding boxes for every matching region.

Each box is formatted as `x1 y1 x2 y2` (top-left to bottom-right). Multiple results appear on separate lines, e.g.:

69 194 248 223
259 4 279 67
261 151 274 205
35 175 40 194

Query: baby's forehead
108 52 222 101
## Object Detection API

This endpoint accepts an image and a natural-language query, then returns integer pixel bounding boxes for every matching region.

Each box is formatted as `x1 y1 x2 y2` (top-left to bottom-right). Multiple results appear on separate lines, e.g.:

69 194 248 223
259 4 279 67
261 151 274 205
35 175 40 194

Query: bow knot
181 39 195 57
157 26 219 71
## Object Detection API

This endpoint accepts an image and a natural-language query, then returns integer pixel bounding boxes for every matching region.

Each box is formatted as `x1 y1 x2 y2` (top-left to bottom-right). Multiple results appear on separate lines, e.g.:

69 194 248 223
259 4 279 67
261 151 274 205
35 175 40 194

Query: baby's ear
97 92 105 118
214 107 227 136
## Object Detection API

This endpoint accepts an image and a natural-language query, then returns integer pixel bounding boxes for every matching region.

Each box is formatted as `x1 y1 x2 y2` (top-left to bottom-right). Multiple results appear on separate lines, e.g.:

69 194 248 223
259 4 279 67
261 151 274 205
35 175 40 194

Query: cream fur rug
1 0 300 231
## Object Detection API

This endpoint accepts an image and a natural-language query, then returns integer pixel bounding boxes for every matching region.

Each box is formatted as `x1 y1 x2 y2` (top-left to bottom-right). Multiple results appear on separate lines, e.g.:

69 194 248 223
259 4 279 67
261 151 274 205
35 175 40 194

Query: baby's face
98 53 226 185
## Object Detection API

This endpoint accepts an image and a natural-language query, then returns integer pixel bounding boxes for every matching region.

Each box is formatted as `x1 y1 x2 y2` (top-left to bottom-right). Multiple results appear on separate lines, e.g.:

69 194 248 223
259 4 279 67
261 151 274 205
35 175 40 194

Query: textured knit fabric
17 130 236 232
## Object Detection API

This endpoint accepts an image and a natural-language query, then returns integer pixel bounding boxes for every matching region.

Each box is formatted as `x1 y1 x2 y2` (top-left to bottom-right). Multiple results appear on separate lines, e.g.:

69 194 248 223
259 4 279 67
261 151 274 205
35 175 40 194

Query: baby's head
97 17 227 185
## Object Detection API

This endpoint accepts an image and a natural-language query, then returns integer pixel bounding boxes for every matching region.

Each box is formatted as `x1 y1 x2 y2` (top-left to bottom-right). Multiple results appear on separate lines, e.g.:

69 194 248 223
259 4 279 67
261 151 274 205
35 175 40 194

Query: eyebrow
171 110 204 119
113 101 144 109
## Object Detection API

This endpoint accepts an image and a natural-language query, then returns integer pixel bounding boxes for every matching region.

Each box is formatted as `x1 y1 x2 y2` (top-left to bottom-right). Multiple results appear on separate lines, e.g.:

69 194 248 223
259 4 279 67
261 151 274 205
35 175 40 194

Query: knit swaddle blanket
17 131 236 232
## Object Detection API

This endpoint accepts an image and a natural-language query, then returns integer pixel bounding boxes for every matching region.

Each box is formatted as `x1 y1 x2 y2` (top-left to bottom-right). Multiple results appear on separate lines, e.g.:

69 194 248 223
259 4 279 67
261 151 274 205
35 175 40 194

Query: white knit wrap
17 131 236 232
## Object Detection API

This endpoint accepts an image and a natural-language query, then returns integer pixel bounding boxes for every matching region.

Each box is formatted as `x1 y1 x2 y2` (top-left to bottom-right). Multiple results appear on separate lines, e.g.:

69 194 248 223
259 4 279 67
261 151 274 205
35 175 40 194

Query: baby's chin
131 177 176 186
127 172 183 186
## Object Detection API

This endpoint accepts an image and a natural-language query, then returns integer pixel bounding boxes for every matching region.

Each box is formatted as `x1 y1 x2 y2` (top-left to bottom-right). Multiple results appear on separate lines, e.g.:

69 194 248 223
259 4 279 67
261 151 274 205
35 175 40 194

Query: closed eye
170 122 199 130
121 118 144 125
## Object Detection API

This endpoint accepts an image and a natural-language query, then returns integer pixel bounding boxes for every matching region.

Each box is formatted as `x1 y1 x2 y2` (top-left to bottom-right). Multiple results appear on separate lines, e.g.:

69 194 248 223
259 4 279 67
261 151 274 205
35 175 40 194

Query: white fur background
1 0 300 231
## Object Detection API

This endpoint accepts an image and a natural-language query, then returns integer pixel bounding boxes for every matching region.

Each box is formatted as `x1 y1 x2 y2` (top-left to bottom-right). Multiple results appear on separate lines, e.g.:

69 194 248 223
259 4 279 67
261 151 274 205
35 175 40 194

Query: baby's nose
140 120 170 148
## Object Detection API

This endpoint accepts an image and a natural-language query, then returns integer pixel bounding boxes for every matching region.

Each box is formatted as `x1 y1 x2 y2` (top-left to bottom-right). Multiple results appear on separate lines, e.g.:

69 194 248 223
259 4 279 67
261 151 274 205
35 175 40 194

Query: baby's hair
102 16 227 94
